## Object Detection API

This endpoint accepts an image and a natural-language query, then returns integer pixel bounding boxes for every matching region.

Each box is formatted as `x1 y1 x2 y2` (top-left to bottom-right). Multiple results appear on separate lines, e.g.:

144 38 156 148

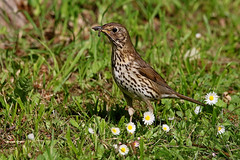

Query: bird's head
92 23 131 48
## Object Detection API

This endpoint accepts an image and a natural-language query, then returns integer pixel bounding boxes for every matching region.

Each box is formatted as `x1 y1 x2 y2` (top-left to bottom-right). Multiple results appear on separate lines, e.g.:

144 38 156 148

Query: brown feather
176 93 206 106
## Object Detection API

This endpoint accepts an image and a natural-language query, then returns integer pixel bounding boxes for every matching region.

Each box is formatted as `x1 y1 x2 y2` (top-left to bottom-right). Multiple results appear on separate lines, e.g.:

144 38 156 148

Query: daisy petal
142 111 155 125
194 106 202 114
217 125 225 135
126 122 136 134
111 127 120 135
119 144 129 155
162 124 170 132
205 92 219 105
88 127 94 134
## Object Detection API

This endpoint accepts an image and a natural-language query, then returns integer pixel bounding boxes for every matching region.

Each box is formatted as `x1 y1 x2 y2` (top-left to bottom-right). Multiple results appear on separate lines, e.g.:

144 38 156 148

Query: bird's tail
176 93 206 106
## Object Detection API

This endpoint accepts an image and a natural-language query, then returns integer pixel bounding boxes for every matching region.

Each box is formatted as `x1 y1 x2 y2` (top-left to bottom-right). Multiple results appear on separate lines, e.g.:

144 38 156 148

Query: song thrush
92 22 205 121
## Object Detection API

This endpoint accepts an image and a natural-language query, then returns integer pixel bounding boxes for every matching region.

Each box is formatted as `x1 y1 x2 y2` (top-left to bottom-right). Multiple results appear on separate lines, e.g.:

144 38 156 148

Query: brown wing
133 53 173 89
138 66 174 91
133 52 176 96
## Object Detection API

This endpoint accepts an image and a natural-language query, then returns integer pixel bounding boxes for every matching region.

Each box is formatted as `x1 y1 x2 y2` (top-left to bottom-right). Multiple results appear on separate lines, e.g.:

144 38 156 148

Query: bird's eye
112 28 118 33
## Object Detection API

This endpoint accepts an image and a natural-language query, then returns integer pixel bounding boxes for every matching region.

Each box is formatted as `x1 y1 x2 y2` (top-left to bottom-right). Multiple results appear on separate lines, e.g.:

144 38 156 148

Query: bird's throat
112 45 135 65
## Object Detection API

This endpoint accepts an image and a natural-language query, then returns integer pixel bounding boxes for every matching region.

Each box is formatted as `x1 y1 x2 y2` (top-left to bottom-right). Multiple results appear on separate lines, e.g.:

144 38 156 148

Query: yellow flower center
121 147 126 153
163 127 167 131
218 127 222 131
128 125 133 130
112 128 116 133
209 95 214 101
145 115 150 121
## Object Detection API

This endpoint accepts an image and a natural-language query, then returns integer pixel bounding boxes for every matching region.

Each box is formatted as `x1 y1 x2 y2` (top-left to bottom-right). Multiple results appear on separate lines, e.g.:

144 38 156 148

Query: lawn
0 0 240 159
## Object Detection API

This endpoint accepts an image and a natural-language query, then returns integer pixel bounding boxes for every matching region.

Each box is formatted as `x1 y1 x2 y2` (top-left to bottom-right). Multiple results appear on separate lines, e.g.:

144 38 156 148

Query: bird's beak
92 26 102 37
92 25 110 37
92 26 101 31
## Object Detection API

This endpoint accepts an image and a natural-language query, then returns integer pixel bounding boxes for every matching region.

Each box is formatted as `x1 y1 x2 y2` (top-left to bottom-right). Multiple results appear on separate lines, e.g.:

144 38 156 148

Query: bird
92 22 205 122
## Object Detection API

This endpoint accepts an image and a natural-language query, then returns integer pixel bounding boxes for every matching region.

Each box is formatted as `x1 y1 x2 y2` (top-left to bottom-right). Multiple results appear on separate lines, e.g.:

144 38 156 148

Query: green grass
0 0 240 159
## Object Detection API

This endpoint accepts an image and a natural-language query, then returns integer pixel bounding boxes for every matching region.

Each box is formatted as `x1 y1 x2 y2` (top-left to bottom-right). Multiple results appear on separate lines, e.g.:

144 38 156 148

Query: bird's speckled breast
111 47 160 100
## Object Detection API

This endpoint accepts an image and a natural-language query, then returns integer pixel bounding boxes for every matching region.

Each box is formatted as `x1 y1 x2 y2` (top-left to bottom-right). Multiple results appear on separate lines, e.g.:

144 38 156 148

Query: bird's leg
123 93 135 122
128 108 135 122
145 100 154 113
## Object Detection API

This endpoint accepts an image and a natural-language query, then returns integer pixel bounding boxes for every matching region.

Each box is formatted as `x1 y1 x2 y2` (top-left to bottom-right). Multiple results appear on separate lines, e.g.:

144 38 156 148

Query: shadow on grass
68 97 130 124
86 102 130 124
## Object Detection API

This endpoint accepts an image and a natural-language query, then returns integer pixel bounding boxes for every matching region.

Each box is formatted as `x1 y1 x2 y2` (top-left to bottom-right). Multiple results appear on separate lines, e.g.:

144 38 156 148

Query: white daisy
88 127 94 134
126 122 136 134
195 33 201 39
162 124 170 132
133 141 139 147
119 144 129 155
194 106 202 114
111 127 120 135
205 92 219 105
27 133 35 140
217 125 225 135
142 111 155 125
